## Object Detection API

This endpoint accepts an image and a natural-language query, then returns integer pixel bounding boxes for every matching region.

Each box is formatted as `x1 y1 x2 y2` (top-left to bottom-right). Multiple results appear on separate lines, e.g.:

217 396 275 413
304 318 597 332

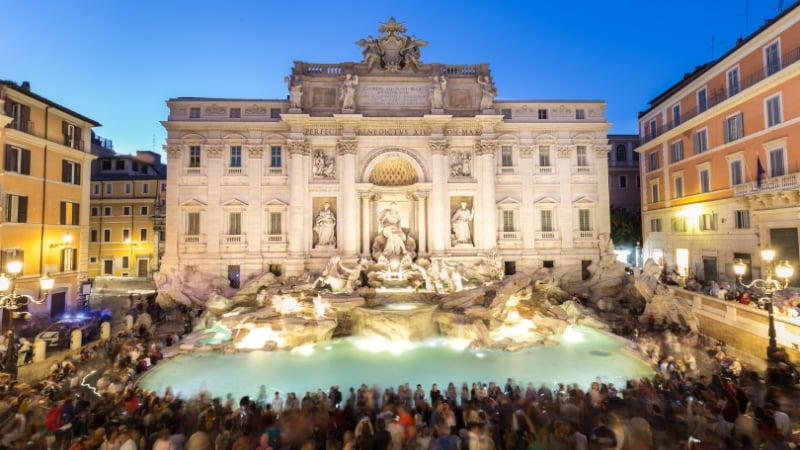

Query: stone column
594 145 612 237
476 140 498 251
557 145 574 248
246 145 264 257
519 145 535 253
205 145 224 257
288 139 309 256
416 191 428 256
338 138 358 256
161 145 182 270
360 192 372 256
429 139 449 255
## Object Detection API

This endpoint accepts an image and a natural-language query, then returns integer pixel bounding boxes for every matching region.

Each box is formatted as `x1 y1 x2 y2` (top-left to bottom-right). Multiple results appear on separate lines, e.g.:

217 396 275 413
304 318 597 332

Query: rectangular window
103 229 111 242
105 184 112 195
650 218 662 232
619 175 627 189
502 210 514 232
674 177 684 198
115 160 125 170
576 146 588 166
60 248 77 272
92 184 100 195
651 183 660 203
538 146 551 167
697 88 707 113
91 207 99 217
62 122 81 149
122 229 131 242
699 169 710 193
700 213 717 231
123 206 131 216
647 151 659 171
0 250 24 274
693 129 708 154
142 183 150 194
59 201 80 225
615 145 627 162
723 113 744 143
122 256 129 269
8 102 30 132
578 209 590 231
270 146 282 168
189 107 201 118
765 41 781 76
540 210 553 232
5 194 28 223
3 145 31 175
187 212 201 235
727 67 740 96
61 160 81 185
766 95 782 127
269 212 282 234
538 109 548 119
575 109 585 120
730 160 743 186
140 228 148 241
769 148 786 177
101 160 111 171
189 146 201 168
670 141 683 163
124 183 131 194
672 217 687 232
140 206 149 215
228 212 242 235
161 183 167 193
649 120 657 139
230 108 241 118
103 206 112 216
90 230 98 242
672 104 681 126
734 210 750 229
230 145 242 168
500 146 513 167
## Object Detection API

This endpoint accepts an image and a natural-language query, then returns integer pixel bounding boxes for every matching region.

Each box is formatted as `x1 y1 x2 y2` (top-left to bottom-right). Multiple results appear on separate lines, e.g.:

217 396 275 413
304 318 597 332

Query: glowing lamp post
733 249 795 361
0 262 54 376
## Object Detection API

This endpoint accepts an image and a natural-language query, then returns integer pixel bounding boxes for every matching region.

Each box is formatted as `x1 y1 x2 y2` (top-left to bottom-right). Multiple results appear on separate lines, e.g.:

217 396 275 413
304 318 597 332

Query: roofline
168 97 285 102
0 81 101 127
640 0 800 116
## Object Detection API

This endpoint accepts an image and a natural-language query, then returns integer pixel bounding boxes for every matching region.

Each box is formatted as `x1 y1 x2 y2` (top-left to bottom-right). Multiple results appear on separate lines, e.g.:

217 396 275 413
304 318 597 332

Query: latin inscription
358 84 429 107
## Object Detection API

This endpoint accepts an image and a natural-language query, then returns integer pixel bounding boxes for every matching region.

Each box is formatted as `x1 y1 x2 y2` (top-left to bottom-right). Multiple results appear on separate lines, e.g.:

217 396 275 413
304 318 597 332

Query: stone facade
160 19 612 284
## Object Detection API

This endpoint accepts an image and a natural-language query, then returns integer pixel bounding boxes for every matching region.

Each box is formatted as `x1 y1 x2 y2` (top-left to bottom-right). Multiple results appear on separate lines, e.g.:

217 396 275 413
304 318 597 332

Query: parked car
36 316 99 349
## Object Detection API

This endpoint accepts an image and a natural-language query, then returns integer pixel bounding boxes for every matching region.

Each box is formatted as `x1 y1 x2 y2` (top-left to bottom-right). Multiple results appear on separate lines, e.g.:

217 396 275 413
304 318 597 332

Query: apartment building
0 81 99 320
88 141 166 279
638 4 800 283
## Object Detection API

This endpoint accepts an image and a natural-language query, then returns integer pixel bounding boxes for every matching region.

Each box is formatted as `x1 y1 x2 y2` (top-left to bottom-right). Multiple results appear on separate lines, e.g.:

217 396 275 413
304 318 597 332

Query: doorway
137 259 148 278
50 291 66 318
103 259 113 275
702 257 718 282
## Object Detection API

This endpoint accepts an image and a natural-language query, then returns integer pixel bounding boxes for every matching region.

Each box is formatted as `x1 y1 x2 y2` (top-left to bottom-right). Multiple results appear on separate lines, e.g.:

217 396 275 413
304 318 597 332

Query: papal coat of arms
356 17 428 72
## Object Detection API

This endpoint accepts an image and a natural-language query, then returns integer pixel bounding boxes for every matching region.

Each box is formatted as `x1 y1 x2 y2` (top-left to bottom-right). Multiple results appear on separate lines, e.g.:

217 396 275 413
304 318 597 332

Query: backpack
46 405 63 432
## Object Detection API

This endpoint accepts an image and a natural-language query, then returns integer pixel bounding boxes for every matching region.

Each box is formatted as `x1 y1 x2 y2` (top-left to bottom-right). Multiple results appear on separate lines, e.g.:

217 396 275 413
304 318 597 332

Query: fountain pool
137 325 652 400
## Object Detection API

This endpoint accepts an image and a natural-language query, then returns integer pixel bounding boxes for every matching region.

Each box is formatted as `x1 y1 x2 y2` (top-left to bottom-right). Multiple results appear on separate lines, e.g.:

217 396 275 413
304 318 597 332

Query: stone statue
451 202 474 245
450 152 471 177
313 151 336 178
356 35 382 71
377 202 407 258
477 75 497 111
284 76 303 110
340 74 359 111
400 35 426 70
314 202 336 247
429 75 447 110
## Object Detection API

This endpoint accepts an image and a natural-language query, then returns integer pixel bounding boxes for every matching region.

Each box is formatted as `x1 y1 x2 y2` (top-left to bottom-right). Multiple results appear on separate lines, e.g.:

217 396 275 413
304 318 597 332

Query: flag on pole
757 156 766 188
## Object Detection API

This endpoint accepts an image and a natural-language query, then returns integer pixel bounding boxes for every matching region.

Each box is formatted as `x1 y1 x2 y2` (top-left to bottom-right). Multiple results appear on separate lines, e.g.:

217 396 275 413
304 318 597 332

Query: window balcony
537 166 554 175
536 231 560 240
226 167 244 176
575 230 595 239
223 234 245 244
498 231 521 241
574 166 591 174
733 171 800 197
183 235 203 244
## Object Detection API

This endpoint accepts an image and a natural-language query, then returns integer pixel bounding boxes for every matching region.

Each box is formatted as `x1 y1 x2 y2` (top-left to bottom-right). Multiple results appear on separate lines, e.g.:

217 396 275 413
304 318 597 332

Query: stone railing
536 231 559 240
733 171 800 196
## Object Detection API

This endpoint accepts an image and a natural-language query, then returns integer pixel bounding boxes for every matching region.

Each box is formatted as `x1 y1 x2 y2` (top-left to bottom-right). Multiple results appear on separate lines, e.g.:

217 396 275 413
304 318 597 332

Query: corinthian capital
337 138 358 155
594 144 611 155
287 139 310 156
429 139 449 155
557 145 574 158
206 145 223 158
475 139 498 156
165 145 182 159
247 145 263 158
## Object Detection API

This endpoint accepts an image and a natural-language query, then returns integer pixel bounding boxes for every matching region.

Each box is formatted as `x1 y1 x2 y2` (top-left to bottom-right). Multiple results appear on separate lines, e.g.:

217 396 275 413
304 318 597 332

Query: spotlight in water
562 325 584 342
291 343 315 356
475 352 485 358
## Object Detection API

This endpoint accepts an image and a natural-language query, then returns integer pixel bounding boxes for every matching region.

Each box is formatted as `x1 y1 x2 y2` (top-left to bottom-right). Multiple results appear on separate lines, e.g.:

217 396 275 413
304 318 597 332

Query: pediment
534 196 559 205
263 199 289 208
497 196 521 206
573 196 596 205
221 198 248 208
181 199 207 208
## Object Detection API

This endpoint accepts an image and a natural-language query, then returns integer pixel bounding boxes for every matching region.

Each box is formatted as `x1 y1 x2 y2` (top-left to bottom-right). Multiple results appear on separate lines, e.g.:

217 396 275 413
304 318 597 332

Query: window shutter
723 119 730 143
20 105 30 124
74 163 81 185
736 113 743 139
3 145 12 171
60 201 67 225
18 196 27 222
2 100 11 115
62 120 68 136
62 160 70 182
20 149 30 175
73 203 80 225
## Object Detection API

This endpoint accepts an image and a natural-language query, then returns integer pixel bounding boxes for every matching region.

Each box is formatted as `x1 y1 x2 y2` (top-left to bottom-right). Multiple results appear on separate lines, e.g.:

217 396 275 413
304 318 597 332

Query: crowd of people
0 304 798 450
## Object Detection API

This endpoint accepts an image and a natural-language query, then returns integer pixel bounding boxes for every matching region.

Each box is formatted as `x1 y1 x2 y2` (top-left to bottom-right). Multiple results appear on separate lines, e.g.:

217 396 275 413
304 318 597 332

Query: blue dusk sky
2 0 785 156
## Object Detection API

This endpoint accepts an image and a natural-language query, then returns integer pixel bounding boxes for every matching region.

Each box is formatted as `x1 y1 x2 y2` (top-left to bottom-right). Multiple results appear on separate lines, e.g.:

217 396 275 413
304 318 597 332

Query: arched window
615 144 627 162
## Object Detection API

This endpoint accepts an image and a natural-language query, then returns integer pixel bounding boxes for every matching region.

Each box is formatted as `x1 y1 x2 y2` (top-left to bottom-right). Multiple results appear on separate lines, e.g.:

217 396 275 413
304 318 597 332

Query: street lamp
733 249 795 361
0 262 54 376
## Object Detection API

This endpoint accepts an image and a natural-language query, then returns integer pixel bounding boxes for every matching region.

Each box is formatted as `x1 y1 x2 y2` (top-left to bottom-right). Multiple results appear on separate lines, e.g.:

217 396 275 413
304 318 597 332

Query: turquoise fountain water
138 325 652 401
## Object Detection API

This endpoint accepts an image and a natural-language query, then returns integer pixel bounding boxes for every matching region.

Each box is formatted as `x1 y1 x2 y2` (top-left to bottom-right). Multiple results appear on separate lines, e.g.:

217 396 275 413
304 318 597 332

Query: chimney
20 81 30 91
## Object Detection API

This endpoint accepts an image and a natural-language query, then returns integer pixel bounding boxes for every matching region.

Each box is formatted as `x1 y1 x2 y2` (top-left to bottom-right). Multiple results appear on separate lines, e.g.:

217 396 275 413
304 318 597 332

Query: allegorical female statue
451 202 474 245
314 202 336 247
